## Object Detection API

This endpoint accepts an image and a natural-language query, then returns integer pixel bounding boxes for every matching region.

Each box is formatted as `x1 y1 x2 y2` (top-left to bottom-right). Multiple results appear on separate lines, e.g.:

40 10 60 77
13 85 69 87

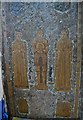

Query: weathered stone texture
2 2 82 119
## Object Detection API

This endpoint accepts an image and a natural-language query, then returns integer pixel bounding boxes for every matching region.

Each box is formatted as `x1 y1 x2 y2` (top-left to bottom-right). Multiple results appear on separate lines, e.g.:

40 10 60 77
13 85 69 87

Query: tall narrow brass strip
6 64 15 116
73 3 81 118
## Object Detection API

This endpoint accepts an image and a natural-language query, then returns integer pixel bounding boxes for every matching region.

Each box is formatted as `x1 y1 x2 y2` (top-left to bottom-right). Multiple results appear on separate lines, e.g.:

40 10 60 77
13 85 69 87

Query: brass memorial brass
56 101 71 117
12 32 29 88
5 64 15 116
18 98 28 113
55 31 72 92
33 29 48 90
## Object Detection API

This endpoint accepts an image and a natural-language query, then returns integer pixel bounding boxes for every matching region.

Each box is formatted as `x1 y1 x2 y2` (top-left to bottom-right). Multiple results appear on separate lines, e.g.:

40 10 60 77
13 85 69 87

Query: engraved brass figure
33 29 48 90
55 31 72 91
12 32 29 88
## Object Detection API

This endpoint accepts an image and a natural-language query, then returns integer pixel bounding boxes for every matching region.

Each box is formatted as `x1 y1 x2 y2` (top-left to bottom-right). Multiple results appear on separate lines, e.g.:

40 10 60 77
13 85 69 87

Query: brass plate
18 98 28 113
55 32 72 92
33 29 48 90
56 101 71 117
12 32 29 88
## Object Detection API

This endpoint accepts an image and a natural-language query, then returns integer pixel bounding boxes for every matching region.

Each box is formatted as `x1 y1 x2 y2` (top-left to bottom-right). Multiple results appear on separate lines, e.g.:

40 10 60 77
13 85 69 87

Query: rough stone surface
1 2 82 119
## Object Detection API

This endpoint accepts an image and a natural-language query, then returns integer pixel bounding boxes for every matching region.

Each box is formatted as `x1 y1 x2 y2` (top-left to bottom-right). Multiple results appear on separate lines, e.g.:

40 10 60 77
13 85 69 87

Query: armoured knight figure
33 29 48 90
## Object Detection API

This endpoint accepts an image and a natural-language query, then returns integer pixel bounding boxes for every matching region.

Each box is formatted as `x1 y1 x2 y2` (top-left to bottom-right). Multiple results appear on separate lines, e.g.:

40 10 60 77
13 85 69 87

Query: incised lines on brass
12 32 29 88
18 98 28 113
33 29 48 90
56 101 71 117
55 31 72 92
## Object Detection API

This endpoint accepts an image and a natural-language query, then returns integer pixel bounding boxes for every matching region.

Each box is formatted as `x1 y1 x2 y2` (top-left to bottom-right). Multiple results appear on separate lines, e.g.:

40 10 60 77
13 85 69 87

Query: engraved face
36 43 44 53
